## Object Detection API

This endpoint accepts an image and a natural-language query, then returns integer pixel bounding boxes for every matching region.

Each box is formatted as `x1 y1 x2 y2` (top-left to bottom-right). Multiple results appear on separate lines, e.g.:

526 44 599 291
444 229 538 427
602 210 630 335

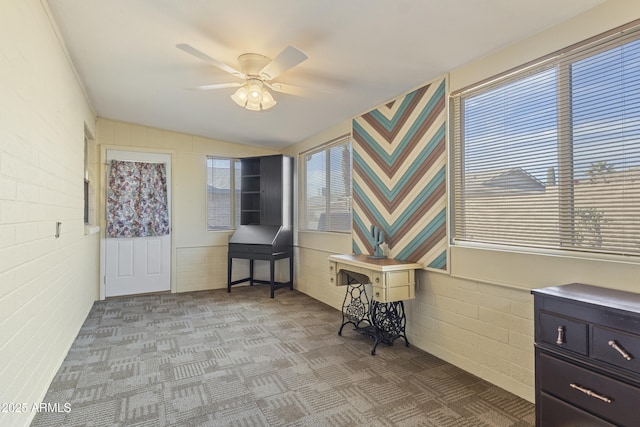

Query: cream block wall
293 247 344 309
96 118 282 294
176 247 229 292
0 1 98 426
405 273 535 401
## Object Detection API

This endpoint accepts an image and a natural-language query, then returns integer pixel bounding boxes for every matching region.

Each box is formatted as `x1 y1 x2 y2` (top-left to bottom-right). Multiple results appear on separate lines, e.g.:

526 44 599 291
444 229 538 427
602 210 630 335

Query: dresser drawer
329 274 337 286
539 392 616 427
592 326 640 374
329 262 337 286
389 283 414 301
370 271 413 287
329 262 337 275
539 311 588 355
538 351 640 426
387 270 412 286
372 283 414 302
371 285 385 302
371 272 383 286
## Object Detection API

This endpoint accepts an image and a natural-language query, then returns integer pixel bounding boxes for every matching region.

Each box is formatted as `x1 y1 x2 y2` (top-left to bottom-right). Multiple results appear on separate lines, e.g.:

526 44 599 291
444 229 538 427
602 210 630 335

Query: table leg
227 257 232 293
338 275 371 336
269 258 275 298
289 253 294 291
370 300 409 355
249 259 254 286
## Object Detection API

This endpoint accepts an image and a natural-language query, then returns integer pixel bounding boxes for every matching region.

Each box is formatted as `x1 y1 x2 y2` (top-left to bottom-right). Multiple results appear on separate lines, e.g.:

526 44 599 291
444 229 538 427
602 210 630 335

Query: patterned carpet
32 287 535 426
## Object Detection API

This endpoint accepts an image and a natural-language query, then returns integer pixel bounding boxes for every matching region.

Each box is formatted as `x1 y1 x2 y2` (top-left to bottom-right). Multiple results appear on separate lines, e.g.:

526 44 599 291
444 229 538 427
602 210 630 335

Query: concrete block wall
176 247 229 292
0 1 98 425
293 247 346 309
406 272 534 402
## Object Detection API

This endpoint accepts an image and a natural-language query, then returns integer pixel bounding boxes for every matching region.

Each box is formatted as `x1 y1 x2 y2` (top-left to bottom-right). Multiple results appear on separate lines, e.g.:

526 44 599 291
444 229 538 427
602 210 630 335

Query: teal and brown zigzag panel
352 78 447 270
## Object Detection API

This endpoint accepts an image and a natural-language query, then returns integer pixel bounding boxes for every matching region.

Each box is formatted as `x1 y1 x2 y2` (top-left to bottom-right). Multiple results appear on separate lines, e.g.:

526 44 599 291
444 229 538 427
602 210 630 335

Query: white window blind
206 157 240 230
302 136 352 232
452 23 640 257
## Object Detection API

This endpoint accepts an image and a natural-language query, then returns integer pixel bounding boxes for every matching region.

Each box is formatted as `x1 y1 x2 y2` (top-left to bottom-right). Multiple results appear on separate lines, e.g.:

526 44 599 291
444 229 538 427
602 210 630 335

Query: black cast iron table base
337 271 409 355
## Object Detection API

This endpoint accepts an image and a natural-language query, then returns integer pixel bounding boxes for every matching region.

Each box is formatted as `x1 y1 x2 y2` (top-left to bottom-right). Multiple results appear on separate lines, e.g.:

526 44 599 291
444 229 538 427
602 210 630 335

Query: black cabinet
239 155 292 226
532 284 640 427
228 155 294 298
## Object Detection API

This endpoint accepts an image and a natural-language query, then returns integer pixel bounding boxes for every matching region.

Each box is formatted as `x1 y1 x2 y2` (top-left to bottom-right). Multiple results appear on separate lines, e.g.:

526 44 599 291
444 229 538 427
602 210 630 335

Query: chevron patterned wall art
352 77 447 270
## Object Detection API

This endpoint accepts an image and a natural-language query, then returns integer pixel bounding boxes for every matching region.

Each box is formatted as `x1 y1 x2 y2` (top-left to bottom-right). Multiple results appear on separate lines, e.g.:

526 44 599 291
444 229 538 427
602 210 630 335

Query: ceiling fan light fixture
248 81 263 101
261 89 276 110
178 44 307 112
230 85 249 106
245 99 263 111
231 80 276 111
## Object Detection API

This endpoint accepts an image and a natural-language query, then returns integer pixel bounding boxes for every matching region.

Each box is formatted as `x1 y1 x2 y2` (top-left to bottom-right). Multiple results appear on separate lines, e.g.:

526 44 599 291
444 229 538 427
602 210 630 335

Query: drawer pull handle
556 326 565 345
569 383 612 404
375 277 380 283
608 340 632 361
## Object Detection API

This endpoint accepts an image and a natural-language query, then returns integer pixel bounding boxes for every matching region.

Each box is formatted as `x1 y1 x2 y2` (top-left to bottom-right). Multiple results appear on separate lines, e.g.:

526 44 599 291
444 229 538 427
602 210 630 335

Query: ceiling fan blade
259 46 308 81
176 43 245 78
266 82 309 97
189 82 243 91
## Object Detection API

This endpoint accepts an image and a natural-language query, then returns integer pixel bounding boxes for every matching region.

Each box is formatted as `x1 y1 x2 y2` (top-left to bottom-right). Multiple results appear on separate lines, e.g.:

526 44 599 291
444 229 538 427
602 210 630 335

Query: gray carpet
31 286 535 426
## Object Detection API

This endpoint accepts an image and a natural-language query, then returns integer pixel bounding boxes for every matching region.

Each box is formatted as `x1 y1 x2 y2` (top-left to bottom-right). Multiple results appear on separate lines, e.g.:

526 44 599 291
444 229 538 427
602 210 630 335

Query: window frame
83 136 89 224
451 22 640 260
206 156 240 231
300 135 352 233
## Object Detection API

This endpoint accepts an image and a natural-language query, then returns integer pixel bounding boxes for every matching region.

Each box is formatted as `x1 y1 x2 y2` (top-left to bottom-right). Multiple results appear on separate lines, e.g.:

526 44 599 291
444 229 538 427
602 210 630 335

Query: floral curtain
107 160 170 238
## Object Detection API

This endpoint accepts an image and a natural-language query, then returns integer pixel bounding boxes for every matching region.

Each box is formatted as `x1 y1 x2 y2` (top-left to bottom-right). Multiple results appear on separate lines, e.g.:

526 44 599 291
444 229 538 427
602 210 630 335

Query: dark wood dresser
532 283 640 426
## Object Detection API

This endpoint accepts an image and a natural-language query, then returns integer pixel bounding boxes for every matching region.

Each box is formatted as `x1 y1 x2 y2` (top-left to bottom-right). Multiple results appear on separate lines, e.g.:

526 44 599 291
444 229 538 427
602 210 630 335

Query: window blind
451 23 640 257
302 136 352 232
206 157 240 230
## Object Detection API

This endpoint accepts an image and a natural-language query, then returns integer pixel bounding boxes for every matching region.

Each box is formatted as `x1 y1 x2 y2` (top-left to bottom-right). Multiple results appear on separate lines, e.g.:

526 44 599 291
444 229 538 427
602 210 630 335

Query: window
206 157 240 230
452 24 640 258
302 136 352 232
83 136 89 224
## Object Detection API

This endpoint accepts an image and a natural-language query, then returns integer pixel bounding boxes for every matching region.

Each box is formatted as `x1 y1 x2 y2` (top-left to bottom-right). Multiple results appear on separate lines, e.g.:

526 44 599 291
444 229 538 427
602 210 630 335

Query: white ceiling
47 0 604 149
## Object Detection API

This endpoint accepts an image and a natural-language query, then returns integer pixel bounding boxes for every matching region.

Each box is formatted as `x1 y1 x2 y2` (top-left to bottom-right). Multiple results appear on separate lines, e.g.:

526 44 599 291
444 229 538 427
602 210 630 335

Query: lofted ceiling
47 0 604 149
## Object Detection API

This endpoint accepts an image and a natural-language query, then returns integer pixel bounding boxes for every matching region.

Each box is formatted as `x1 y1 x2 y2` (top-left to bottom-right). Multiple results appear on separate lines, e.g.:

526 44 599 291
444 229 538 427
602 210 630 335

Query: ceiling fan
176 43 309 111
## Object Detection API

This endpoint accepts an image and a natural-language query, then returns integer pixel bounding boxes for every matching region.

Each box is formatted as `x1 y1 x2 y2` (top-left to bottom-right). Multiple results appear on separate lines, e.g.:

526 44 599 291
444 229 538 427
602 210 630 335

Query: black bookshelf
228 155 294 297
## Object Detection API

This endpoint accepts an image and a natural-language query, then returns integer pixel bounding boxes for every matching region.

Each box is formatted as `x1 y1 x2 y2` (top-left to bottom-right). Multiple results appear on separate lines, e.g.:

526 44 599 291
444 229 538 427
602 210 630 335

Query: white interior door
105 150 171 297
